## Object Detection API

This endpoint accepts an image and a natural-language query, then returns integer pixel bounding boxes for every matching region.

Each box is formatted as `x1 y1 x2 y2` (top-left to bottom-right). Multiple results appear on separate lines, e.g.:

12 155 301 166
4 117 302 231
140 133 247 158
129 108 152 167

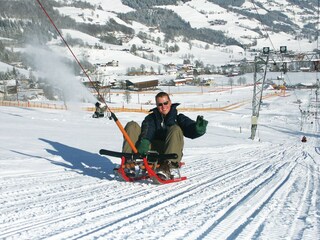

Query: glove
195 115 208 135
137 138 150 155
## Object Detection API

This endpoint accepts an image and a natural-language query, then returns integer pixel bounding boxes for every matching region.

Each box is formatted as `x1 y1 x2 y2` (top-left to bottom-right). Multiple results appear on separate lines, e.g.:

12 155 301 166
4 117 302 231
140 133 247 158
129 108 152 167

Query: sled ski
99 149 187 184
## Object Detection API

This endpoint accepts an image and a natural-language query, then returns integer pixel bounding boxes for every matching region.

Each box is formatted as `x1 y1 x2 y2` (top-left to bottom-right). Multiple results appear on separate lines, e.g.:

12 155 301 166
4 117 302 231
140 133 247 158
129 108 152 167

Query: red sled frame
116 156 187 184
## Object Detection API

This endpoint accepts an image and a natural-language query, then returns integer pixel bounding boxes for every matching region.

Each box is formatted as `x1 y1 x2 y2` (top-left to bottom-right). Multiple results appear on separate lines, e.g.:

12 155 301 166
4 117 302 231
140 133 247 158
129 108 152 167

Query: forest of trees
119 8 241 47
0 1 318 68
0 0 319 101
121 0 189 9
0 0 318 51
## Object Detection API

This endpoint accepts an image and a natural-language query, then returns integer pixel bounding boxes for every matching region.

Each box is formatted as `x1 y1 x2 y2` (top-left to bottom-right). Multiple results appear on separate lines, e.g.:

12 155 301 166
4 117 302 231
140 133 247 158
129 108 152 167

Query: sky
0 82 320 239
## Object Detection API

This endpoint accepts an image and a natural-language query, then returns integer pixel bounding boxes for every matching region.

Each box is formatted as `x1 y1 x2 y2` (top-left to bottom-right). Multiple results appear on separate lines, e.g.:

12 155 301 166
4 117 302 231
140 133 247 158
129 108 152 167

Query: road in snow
0 87 319 240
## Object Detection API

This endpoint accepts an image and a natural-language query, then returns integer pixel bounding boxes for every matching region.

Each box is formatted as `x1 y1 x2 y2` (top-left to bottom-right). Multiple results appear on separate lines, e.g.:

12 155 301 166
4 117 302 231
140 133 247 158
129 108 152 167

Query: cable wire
36 0 138 153
36 0 105 105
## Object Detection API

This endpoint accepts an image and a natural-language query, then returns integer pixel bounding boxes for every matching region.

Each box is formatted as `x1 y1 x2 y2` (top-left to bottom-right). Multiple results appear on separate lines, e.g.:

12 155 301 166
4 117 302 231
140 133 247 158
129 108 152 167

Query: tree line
119 8 242 47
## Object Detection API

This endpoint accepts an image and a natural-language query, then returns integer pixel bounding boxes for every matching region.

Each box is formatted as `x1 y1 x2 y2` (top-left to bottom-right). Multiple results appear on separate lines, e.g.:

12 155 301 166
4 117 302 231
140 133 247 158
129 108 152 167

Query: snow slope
1 84 320 239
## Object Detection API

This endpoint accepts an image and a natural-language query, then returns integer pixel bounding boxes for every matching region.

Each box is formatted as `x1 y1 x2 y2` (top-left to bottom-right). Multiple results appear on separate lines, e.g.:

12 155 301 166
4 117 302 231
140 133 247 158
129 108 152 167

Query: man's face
156 96 171 116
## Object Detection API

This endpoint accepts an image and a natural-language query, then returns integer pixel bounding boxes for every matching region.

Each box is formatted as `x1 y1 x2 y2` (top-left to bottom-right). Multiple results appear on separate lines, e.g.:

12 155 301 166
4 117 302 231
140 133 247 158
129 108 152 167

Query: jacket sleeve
177 114 204 139
140 114 156 141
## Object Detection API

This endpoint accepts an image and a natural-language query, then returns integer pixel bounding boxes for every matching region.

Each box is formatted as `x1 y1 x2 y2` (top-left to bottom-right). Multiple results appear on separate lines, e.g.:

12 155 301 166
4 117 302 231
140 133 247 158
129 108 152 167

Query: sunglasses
157 101 169 107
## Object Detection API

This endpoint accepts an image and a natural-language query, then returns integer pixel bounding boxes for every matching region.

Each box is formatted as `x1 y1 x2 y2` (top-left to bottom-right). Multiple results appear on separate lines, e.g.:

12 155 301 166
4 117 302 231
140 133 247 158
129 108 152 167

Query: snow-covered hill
48 0 317 70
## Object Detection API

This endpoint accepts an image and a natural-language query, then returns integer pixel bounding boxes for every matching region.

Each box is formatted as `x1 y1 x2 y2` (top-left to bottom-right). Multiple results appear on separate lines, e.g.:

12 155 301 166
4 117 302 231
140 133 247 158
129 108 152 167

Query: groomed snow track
1 141 320 240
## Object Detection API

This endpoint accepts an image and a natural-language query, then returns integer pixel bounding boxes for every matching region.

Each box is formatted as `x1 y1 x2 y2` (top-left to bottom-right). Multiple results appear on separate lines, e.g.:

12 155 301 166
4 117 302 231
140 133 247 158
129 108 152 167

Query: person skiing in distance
122 91 208 180
92 102 106 118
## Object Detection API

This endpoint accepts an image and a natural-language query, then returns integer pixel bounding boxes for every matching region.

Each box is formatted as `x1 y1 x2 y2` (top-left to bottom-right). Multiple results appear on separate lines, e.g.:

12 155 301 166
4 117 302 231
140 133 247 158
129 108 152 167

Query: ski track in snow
1 142 320 240
1 90 320 240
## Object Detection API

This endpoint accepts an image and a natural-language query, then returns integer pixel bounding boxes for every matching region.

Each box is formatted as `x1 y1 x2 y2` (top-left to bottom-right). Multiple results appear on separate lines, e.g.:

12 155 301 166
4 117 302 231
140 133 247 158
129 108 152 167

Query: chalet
140 47 154 53
0 79 18 94
127 78 158 90
167 68 178 76
295 83 317 89
94 60 119 68
201 77 215 86
106 60 118 67
82 80 100 89
165 63 178 76
10 62 26 69
300 67 310 72
174 76 193 86
174 78 187 86
227 72 240 77
118 76 159 90
208 19 227 25
149 26 160 33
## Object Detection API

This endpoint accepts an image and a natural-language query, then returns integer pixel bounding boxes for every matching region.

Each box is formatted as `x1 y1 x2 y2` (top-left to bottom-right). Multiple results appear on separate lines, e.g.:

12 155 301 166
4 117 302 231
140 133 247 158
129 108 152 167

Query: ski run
0 86 320 240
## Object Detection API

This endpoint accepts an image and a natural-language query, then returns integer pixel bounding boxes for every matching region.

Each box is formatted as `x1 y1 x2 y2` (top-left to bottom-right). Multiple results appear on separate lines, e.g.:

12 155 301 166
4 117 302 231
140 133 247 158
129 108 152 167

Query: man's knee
166 125 184 145
122 121 141 153
124 121 141 142
125 121 140 132
168 124 183 136
165 125 184 162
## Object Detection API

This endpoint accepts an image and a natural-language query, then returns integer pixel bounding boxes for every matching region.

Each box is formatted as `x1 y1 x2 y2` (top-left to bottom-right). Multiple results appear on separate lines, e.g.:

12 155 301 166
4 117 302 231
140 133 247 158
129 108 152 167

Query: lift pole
249 47 320 140
250 54 269 140
316 79 319 120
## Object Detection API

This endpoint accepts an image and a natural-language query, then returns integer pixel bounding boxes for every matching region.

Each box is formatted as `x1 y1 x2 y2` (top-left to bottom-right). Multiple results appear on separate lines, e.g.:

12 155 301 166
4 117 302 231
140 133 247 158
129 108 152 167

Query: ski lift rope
35 0 105 105
250 1 291 88
36 0 139 153
250 0 318 103
250 0 320 134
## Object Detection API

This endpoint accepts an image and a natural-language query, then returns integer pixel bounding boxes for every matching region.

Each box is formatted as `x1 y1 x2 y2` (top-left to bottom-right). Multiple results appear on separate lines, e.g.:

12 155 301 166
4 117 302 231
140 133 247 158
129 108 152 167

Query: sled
99 149 187 184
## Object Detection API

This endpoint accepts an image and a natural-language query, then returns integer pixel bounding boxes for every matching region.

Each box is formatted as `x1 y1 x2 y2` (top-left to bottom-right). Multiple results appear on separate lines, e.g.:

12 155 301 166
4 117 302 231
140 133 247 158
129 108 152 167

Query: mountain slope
0 0 319 69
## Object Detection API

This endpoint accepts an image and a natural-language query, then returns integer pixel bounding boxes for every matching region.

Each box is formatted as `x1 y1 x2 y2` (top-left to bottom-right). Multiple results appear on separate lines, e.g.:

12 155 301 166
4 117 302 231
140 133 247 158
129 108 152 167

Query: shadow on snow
39 138 115 180
13 138 115 180
40 138 115 180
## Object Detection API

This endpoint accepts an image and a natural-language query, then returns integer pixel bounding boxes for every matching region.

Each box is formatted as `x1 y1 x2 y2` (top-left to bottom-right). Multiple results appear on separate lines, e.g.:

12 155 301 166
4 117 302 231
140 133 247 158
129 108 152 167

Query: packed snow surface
0 85 320 240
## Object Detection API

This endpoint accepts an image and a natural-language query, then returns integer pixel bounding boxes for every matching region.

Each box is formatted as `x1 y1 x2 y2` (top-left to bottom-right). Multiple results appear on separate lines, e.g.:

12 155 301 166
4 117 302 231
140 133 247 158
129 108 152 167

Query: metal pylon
250 54 269 140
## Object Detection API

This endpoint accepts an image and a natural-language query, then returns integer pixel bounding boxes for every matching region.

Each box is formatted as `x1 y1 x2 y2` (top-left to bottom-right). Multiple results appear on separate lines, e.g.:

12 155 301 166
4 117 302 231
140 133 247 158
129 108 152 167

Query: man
122 91 208 179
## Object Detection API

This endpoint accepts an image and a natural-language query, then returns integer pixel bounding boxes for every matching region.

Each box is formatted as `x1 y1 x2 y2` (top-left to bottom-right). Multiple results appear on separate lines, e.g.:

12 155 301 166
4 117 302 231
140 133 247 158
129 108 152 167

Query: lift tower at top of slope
250 46 288 140
250 48 269 140
250 47 320 140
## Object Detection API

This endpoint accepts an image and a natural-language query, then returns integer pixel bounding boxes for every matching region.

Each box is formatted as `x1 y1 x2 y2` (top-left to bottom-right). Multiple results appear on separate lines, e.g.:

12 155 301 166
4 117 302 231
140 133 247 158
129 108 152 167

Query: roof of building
117 75 159 84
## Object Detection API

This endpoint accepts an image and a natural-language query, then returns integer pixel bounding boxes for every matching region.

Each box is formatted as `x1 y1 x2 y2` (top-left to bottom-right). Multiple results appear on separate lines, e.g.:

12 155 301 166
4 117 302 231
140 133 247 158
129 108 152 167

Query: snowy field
1 84 320 240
